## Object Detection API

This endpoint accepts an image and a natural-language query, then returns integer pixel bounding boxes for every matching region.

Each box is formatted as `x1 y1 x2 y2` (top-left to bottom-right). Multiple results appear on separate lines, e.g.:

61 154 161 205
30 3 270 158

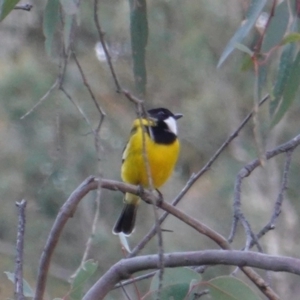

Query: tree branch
82 250 300 300
229 133 300 243
14 4 33 11
34 133 300 300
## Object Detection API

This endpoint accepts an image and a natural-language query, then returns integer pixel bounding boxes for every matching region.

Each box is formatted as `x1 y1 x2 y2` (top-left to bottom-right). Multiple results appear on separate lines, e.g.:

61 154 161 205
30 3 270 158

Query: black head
145 107 182 144
147 107 183 121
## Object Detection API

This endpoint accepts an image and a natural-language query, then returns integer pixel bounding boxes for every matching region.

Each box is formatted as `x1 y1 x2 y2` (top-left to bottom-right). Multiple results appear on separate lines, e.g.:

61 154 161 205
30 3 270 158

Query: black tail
112 204 138 236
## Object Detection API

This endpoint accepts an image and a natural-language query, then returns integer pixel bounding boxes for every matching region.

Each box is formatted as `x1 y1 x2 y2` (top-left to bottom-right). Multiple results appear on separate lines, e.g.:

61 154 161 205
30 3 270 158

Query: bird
113 107 182 236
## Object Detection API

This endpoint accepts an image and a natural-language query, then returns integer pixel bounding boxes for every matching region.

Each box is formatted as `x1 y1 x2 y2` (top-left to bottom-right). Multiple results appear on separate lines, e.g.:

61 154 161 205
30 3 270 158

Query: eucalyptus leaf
218 0 267 67
43 0 60 56
129 0 148 96
208 276 261 300
270 42 295 116
69 260 98 300
4 271 35 298
271 50 300 127
147 268 202 300
0 0 21 22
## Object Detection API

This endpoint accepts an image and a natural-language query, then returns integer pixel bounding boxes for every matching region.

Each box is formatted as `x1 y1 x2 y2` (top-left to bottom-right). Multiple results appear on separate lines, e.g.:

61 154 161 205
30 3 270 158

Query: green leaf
0 0 21 21
240 55 254 72
63 14 74 51
43 0 60 56
281 32 300 45
60 0 78 15
270 42 296 116
147 267 201 300
129 0 148 96
218 0 267 67
4 271 35 298
261 1 289 52
208 276 261 300
69 260 98 300
235 43 254 56
271 49 300 127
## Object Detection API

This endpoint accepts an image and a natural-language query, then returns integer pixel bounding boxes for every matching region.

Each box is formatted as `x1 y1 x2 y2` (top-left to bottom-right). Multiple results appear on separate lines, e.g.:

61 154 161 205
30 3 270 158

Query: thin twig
15 200 27 300
93 0 122 92
229 135 300 243
254 0 277 53
60 87 94 130
71 52 106 274
119 283 132 300
14 4 33 11
72 51 106 130
114 271 157 289
93 0 143 106
137 107 165 300
20 79 59 120
34 177 97 300
249 149 294 248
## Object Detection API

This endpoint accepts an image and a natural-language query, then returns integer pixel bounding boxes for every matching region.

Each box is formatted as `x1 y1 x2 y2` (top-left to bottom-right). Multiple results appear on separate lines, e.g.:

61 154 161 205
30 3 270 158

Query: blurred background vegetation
1 0 300 299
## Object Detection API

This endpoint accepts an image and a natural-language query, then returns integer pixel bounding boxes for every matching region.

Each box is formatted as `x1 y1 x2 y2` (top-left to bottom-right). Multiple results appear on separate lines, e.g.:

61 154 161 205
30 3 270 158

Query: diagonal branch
33 130 300 300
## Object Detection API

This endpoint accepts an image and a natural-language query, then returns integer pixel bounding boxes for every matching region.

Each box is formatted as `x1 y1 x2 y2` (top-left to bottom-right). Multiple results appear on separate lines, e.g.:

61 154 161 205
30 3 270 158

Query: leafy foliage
129 0 148 96
218 0 267 67
68 260 98 300
146 267 201 300
4 271 34 298
207 276 261 300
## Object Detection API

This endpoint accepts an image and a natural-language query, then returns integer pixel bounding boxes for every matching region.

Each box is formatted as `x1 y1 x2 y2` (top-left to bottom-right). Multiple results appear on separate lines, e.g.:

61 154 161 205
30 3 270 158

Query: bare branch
33 174 282 300
72 51 106 131
15 200 27 300
229 134 300 243
20 79 59 120
60 86 94 130
34 176 97 300
114 271 156 289
93 0 122 92
14 4 33 11
34 130 300 300
82 250 300 300
249 149 294 248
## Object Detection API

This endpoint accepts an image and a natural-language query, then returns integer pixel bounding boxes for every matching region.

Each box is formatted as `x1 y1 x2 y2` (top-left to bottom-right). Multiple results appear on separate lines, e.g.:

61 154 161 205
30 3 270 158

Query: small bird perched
113 107 182 236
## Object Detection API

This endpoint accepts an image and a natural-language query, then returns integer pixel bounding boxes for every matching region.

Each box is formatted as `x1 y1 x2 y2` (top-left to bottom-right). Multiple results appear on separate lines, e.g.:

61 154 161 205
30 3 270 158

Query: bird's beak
174 113 183 120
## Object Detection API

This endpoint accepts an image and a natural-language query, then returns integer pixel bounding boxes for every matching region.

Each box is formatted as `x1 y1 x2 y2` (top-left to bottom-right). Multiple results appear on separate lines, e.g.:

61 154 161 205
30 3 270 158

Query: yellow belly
121 128 180 189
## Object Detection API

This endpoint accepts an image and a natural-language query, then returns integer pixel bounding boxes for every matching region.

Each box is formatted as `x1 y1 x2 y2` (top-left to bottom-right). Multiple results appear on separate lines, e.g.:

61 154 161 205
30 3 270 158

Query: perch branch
34 174 282 300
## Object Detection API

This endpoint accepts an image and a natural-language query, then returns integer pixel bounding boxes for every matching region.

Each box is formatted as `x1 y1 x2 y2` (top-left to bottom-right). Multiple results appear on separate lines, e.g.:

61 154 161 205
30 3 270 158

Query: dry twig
15 200 27 300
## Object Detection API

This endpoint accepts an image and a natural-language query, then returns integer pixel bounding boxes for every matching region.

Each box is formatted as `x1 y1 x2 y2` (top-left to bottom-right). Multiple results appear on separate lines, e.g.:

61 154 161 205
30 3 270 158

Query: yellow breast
121 123 180 189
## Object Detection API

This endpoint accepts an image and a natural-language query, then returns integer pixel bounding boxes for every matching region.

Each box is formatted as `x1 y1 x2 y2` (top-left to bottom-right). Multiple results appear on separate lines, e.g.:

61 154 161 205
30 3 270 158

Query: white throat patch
164 116 177 135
